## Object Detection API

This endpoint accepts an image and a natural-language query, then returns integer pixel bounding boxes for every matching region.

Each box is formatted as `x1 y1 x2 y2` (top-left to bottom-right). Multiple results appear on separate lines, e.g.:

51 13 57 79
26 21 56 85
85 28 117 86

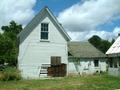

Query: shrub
0 67 21 81
0 71 4 80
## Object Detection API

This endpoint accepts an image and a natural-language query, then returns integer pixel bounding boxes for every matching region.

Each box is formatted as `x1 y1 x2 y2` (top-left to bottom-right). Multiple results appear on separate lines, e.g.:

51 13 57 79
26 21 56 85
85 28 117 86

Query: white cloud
58 0 120 32
113 27 120 36
68 27 120 41
0 0 36 29
58 0 120 41
0 0 120 41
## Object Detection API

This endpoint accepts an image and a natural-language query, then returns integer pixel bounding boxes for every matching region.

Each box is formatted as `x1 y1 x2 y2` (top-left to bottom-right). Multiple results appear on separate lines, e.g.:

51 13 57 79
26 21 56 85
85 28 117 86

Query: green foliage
0 67 21 81
0 34 13 64
1 21 22 34
111 38 115 44
88 35 114 53
0 20 22 66
88 35 101 49
99 40 112 53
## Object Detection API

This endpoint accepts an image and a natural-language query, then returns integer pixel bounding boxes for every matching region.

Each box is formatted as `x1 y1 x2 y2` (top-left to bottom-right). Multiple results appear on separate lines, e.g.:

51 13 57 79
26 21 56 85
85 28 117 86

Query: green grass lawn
0 74 120 90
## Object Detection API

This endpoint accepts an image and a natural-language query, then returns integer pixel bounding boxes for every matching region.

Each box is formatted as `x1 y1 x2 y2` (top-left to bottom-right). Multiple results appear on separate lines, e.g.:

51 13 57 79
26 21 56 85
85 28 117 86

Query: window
109 59 113 68
41 23 49 40
118 57 120 67
94 60 99 67
114 60 118 68
119 60 120 67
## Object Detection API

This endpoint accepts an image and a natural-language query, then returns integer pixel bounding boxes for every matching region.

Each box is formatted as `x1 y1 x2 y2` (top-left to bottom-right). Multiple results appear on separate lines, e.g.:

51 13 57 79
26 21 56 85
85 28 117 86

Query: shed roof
68 42 106 58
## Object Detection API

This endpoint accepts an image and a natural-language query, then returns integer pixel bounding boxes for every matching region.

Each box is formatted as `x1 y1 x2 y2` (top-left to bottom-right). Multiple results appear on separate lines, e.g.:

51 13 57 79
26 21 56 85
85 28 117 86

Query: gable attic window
41 23 49 40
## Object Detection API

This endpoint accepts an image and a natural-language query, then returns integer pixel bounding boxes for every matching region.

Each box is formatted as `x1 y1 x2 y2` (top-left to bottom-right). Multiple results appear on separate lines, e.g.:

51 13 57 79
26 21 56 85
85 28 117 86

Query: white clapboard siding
68 58 107 75
18 9 69 78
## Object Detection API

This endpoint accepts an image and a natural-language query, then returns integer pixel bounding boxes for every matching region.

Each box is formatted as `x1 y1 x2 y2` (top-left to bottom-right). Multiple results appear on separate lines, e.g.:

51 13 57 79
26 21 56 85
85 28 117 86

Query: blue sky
33 0 81 16
32 0 120 41
0 0 120 41
97 18 120 32
33 0 120 32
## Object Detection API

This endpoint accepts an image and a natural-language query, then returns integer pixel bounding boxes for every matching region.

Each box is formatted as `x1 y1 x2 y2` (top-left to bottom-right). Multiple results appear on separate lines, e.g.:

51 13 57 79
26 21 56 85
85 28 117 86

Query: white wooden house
106 36 120 76
18 7 70 79
68 42 107 75
18 7 107 79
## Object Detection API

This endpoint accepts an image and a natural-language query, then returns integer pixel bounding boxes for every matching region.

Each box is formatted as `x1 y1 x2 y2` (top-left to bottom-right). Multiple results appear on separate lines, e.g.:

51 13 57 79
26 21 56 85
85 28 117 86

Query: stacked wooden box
47 57 66 77
47 64 66 77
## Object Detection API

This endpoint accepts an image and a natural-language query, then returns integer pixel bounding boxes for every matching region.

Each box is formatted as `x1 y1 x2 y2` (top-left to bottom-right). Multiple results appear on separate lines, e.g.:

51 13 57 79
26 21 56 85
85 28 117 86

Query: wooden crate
47 67 54 77
47 64 67 77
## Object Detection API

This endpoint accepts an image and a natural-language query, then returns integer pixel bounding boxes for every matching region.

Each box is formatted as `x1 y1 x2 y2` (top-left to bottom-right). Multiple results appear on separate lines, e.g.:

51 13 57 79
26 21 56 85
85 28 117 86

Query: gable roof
18 7 71 43
68 42 106 58
106 36 120 56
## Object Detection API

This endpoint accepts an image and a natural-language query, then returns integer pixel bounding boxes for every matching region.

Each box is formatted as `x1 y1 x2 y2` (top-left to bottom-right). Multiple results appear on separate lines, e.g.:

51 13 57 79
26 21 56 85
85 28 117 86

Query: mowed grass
0 74 120 90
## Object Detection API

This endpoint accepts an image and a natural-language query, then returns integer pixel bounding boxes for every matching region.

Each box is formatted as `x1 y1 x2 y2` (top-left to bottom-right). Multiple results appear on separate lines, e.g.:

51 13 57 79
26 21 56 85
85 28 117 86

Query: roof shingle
68 42 106 58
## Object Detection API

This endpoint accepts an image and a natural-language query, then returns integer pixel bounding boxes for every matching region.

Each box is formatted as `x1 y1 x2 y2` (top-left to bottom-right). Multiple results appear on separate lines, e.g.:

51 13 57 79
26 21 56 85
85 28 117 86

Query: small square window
94 60 99 67
109 59 113 68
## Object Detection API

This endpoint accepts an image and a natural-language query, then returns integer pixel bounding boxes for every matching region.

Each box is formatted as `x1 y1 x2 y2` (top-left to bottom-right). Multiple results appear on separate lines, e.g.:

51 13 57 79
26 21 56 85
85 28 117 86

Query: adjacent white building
106 36 120 76
18 7 107 79
68 42 107 75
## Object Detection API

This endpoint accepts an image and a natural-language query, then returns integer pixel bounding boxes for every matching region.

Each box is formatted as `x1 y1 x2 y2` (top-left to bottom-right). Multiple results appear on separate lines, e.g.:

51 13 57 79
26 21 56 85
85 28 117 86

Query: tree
111 39 115 44
2 21 22 34
99 40 111 53
0 21 22 66
88 35 102 49
88 35 112 53
0 34 13 64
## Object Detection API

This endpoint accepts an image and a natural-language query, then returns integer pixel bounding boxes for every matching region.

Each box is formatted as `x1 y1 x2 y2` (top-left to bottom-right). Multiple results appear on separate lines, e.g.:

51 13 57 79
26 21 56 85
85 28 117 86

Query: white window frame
40 23 49 41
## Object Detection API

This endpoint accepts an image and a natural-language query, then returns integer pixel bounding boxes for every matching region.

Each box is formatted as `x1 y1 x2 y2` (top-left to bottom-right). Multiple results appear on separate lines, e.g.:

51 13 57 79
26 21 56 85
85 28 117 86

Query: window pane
41 27 44 31
45 24 48 27
114 60 118 68
109 59 113 68
41 32 48 39
41 23 44 27
94 60 99 67
41 23 48 31
119 60 120 66
44 27 48 31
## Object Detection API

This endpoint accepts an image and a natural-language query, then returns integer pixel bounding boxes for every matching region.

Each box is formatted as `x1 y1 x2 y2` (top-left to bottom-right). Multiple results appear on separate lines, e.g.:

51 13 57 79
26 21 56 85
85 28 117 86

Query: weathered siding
68 58 107 75
18 16 68 78
108 68 120 76
107 57 120 76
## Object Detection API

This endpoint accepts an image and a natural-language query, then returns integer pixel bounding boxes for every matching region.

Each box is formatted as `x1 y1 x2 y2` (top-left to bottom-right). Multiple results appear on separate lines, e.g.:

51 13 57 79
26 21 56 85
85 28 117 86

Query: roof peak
18 6 70 44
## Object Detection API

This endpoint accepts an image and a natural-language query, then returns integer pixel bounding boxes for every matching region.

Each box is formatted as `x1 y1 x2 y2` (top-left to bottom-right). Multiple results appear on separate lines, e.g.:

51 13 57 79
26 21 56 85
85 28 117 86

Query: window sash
41 23 49 40
41 27 48 31
41 32 48 39
41 23 48 31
